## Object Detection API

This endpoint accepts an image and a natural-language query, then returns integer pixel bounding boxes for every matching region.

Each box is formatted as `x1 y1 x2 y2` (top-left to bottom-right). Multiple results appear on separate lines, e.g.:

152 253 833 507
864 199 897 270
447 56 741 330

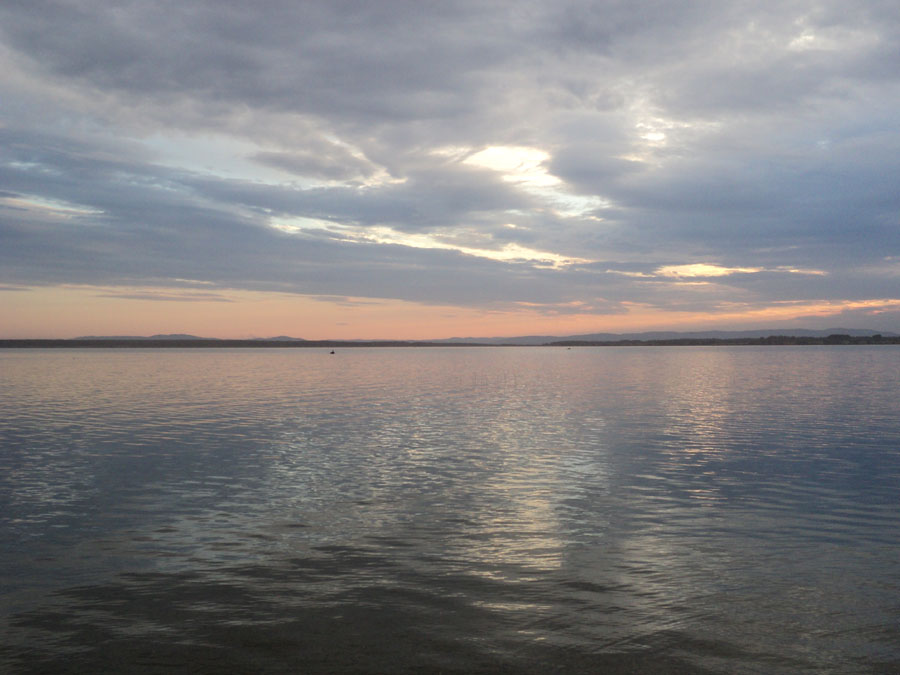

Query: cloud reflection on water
2 347 899 673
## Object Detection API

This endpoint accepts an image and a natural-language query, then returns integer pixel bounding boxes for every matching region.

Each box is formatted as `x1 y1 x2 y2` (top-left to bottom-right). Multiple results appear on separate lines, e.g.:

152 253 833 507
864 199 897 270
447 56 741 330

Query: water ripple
2 347 899 673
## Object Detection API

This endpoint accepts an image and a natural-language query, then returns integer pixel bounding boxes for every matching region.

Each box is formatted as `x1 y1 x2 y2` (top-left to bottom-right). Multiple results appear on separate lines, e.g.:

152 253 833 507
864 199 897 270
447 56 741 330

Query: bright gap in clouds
143 133 303 185
463 146 560 188
265 216 592 268
341 226 593 269
657 263 763 277
265 144 609 267
1 193 103 218
655 263 829 278
269 216 337 234
457 145 610 218
142 132 399 188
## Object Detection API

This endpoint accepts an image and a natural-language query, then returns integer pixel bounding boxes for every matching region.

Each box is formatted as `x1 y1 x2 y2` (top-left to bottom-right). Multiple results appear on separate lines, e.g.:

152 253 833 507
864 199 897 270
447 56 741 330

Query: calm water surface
1 347 899 673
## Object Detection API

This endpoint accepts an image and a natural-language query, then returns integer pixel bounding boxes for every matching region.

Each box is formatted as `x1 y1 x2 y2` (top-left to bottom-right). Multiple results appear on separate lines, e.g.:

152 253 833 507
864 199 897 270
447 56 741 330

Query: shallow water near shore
2 346 899 673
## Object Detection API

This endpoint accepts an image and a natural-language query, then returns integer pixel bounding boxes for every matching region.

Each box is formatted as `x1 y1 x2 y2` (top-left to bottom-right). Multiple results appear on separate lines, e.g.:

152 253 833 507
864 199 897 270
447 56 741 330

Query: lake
2 346 899 673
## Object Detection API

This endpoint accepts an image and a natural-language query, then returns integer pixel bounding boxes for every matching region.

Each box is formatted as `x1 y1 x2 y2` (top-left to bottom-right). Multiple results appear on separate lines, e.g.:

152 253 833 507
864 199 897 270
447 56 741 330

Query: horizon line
2 325 898 343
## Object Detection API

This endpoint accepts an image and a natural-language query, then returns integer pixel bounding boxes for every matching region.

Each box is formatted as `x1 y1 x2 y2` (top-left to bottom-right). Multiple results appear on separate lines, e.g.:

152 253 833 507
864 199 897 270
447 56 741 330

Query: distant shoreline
2 335 899 348
0 339 480 349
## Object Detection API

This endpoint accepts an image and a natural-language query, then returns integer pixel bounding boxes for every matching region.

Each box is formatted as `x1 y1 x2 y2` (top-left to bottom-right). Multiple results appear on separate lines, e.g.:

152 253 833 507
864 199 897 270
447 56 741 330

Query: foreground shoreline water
3 347 899 673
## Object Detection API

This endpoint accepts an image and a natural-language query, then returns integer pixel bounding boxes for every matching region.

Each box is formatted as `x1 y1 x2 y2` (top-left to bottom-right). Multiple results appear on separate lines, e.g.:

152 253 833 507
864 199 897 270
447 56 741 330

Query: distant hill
58 328 899 345
437 327 899 345
566 327 900 341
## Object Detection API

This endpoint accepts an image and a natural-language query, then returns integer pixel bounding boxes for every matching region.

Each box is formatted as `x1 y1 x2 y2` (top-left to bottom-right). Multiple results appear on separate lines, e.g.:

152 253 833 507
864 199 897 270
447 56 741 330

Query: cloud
95 291 235 303
656 264 763 278
1 0 899 333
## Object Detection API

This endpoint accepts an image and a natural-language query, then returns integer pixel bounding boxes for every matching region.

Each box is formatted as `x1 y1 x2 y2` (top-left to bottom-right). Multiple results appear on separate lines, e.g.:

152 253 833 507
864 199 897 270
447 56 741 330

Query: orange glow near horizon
2 285 899 340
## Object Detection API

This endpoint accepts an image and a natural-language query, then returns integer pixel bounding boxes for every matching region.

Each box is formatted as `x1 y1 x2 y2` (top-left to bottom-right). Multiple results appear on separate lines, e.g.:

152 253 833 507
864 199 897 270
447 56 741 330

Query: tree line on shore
546 334 900 346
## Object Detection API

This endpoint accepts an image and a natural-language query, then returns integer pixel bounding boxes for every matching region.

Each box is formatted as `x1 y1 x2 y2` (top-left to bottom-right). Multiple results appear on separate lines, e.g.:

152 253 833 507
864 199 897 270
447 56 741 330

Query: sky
2 0 899 339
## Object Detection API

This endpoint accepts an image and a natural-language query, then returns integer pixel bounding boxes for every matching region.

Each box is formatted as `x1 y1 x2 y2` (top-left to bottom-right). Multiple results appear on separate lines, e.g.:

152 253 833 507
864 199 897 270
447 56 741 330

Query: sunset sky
2 0 899 339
